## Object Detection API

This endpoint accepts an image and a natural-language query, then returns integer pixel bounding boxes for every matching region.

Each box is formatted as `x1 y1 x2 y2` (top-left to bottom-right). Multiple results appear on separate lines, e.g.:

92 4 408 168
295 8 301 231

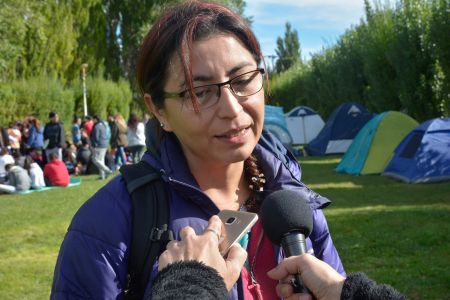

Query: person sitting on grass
24 156 46 189
44 152 70 187
0 147 15 184
0 163 31 194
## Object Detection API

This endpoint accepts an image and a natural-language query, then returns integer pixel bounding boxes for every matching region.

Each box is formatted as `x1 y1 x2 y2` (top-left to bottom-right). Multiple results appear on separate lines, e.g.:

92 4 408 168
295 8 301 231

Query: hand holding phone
217 210 258 256
158 215 248 291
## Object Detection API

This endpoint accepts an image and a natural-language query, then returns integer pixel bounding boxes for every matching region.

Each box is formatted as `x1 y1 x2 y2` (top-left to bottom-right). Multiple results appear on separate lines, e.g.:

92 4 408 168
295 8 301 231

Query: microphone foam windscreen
260 189 313 244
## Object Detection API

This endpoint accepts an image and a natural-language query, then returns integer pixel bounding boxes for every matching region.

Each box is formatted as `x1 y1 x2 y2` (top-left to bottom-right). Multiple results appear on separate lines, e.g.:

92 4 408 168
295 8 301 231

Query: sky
245 0 367 66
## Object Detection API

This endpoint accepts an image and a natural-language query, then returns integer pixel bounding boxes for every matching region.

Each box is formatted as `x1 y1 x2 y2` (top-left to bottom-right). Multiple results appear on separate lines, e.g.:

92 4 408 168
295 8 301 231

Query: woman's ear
143 93 172 132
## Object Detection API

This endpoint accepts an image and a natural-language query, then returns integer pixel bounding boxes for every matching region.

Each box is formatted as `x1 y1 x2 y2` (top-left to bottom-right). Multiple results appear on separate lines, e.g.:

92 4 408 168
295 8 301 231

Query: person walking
110 113 128 169
90 115 112 179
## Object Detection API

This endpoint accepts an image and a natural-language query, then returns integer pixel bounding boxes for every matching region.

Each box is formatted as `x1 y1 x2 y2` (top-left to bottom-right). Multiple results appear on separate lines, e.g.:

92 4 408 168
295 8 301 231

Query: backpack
102 121 112 142
120 160 173 300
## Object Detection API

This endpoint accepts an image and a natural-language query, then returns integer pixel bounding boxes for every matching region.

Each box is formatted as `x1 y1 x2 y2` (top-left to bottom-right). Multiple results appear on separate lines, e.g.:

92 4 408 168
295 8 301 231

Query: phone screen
217 210 258 256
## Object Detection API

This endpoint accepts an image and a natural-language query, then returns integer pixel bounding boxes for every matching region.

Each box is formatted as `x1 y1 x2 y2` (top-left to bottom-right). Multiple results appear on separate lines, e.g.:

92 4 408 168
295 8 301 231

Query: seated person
29 149 45 170
24 156 46 189
44 152 70 187
63 141 78 174
0 163 31 193
76 136 91 175
0 147 15 183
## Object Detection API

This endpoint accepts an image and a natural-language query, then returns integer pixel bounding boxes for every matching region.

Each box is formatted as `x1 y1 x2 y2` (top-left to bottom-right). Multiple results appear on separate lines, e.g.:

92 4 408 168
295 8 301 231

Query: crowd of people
0 111 149 194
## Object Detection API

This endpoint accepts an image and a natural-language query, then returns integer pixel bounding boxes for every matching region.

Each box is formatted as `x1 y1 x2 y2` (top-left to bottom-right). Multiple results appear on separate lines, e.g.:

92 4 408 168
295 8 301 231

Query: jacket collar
143 122 331 211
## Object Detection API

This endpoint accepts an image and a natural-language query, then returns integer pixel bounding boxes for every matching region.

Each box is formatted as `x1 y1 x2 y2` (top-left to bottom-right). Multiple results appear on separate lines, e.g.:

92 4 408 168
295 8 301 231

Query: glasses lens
181 70 263 111
230 70 263 97
182 85 219 110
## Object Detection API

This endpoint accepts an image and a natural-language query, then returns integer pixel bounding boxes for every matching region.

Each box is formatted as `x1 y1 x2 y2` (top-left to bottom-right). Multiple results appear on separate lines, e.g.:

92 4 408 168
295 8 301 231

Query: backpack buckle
150 226 174 242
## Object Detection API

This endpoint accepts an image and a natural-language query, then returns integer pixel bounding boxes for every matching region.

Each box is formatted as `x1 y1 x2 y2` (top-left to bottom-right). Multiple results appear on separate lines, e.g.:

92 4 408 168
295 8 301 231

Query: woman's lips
215 126 250 143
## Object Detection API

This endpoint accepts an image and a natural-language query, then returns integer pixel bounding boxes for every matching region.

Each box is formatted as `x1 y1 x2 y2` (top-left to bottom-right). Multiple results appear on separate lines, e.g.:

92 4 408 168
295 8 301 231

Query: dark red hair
136 1 263 112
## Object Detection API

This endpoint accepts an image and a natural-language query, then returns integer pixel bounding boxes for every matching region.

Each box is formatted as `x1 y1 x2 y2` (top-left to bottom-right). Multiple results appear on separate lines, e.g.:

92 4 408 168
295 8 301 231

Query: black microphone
260 189 313 295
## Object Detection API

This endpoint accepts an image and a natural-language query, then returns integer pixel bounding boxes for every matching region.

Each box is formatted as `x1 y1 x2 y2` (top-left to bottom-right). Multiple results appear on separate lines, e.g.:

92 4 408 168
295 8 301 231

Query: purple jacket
51 129 345 299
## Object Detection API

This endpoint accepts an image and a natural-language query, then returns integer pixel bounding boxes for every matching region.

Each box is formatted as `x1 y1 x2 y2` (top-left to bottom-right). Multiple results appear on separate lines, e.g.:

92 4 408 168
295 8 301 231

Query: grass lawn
0 156 449 299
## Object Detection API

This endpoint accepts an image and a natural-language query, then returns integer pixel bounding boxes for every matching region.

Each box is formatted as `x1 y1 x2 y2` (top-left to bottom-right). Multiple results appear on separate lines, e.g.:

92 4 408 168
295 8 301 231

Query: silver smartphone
217 210 258 256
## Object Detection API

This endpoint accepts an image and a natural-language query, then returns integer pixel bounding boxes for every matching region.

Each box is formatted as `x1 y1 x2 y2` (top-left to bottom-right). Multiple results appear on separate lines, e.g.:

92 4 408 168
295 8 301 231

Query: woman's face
151 34 265 167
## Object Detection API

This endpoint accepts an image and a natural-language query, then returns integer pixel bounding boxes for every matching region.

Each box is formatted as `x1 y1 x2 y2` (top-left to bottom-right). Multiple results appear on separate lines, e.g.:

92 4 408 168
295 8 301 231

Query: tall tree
275 22 301 73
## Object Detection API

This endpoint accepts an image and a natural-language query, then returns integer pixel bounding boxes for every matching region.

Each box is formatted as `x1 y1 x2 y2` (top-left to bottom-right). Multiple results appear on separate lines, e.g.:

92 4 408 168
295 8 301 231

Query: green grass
299 156 450 300
1 157 449 299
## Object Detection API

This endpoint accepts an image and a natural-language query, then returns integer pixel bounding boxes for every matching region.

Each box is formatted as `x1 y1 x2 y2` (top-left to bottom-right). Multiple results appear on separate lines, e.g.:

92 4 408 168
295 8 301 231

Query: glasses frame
163 68 265 104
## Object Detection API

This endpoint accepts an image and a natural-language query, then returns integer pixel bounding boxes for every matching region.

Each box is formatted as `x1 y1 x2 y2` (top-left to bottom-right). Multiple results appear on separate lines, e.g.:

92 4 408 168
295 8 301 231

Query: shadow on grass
298 156 450 209
326 208 450 300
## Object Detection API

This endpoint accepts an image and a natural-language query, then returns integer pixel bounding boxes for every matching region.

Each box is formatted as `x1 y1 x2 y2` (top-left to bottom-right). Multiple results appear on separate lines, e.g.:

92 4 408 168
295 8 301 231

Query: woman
111 113 128 168
51 2 345 299
126 113 146 163
26 117 44 152
24 156 45 189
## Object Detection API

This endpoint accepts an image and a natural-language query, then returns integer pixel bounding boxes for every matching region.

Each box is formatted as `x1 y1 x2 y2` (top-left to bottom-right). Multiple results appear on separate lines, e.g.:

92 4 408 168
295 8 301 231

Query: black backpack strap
120 161 173 300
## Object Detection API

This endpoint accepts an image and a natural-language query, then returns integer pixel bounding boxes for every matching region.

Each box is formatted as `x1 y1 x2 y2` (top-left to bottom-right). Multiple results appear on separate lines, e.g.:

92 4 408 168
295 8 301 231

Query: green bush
0 76 74 126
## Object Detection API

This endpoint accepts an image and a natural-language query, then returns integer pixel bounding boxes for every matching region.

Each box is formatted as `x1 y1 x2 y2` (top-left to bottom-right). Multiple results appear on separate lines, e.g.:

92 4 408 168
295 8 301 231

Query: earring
160 122 164 128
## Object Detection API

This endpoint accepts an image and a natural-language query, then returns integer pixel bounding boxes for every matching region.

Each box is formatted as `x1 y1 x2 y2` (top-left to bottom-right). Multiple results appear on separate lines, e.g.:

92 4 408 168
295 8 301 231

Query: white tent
285 106 325 144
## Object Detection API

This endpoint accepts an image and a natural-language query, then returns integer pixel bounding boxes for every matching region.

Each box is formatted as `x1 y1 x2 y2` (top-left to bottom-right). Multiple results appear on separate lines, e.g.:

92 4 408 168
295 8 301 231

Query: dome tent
305 102 373 156
285 106 325 144
336 111 418 175
382 117 450 183
264 105 293 148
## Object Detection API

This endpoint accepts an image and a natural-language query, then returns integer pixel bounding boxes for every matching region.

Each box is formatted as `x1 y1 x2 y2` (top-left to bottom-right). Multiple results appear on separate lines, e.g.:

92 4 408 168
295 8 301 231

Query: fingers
206 215 223 236
267 255 306 280
225 244 247 268
276 283 312 300
179 226 196 240
222 243 247 290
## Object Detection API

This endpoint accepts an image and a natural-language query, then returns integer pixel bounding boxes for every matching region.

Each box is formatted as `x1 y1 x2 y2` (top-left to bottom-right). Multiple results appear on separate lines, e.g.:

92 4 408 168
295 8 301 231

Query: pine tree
275 22 301 73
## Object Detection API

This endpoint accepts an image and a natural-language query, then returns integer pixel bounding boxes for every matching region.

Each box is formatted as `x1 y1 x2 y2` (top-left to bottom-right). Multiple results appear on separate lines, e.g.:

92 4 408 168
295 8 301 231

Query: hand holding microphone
267 254 345 300
260 189 314 295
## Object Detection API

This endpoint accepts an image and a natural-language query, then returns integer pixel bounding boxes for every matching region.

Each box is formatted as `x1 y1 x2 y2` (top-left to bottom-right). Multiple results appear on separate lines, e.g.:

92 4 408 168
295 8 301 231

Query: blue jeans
114 146 127 167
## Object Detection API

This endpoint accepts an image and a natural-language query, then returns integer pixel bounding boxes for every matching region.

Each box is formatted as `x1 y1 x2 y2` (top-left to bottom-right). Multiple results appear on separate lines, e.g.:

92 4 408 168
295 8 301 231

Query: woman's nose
216 85 243 118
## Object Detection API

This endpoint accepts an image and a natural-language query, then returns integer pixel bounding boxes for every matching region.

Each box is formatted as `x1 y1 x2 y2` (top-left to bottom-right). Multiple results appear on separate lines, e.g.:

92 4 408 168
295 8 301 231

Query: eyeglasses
164 68 265 111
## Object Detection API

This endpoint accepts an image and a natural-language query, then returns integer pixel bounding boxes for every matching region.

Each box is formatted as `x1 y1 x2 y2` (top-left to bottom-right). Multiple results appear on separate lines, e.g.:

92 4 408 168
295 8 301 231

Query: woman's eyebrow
179 61 255 88
226 62 254 77
178 75 212 89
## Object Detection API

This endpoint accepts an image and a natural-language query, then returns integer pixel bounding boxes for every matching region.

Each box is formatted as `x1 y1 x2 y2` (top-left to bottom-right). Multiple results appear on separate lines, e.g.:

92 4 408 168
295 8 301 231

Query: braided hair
243 154 265 212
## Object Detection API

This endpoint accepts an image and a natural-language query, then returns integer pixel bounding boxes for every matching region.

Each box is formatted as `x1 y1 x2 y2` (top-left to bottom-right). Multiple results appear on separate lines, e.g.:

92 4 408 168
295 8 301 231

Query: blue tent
264 105 293 147
305 102 373 156
382 117 450 183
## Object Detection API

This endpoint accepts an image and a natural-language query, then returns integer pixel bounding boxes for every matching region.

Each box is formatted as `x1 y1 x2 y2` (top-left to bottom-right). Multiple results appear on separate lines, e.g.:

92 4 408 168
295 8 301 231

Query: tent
264 105 293 148
382 117 450 183
305 102 373 155
336 111 418 175
285 106 325 144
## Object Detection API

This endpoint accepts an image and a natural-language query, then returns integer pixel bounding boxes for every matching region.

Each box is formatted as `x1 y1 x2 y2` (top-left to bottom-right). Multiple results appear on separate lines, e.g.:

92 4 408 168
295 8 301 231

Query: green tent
336 111 418 175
